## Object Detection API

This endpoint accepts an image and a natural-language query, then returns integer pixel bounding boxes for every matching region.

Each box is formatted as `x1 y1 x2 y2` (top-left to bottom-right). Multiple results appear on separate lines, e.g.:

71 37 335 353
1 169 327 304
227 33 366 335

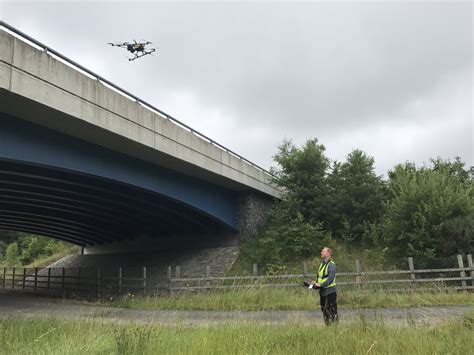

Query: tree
271 138 331 225
328 149 386 243
4 242 20 267
431 156 471 183
0 232 77 266
241 204 331 265
379 159 474 257
0 230 24 245
20 236 48 265
239 138 334 266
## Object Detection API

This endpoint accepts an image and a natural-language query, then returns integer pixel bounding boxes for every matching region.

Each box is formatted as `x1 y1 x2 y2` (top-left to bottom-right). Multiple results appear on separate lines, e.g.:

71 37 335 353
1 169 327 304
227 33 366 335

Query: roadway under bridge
0 22 281 257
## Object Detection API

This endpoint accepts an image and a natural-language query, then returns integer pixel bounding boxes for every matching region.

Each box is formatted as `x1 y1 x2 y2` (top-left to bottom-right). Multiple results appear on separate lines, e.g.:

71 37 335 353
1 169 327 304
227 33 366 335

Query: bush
379 159 473 258
4 242 20 267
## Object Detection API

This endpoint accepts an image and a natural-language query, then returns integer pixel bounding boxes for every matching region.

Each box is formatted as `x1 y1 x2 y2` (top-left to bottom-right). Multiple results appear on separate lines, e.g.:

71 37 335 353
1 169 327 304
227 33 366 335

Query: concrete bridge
0 22 281 256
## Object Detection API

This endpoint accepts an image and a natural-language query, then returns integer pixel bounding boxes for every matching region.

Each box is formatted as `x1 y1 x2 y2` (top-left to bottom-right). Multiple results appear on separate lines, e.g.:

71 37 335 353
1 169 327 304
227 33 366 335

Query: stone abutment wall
236 191 275 240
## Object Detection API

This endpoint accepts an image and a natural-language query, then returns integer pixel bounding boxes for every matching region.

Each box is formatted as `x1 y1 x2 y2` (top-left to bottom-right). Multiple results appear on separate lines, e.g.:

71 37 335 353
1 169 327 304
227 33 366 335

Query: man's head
321 247 332 260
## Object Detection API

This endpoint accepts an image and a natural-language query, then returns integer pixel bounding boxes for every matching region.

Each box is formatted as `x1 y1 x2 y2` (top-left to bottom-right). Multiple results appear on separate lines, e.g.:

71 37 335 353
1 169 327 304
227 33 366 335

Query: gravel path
0 292 471 326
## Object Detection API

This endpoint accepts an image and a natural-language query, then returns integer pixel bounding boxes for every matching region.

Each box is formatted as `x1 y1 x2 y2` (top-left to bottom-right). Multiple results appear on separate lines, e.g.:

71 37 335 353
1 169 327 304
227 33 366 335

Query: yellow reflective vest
317 259 336 288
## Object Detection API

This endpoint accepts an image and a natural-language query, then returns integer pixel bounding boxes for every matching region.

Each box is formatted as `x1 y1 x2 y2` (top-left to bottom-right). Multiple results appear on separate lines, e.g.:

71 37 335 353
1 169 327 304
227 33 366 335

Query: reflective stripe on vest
317 259 336 288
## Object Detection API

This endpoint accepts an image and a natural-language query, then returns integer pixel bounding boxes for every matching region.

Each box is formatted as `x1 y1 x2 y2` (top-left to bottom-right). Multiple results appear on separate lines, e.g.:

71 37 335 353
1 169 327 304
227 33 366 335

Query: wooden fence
170 254 474 293
0 254 472 298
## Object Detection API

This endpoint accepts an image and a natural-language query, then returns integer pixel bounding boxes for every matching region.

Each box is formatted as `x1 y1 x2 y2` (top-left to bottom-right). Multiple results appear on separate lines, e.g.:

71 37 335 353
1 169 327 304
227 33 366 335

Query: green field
1 315 472 355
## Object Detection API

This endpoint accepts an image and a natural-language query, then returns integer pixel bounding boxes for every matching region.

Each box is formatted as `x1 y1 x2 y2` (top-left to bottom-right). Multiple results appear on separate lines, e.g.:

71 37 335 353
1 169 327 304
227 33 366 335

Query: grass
23 247 79 269
0 314 472 354
109 287 474 311
0 244 80 269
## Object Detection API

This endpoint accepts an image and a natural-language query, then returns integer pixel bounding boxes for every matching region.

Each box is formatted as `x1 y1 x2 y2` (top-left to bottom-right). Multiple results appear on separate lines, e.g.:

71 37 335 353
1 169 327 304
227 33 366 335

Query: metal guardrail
0 20 276 179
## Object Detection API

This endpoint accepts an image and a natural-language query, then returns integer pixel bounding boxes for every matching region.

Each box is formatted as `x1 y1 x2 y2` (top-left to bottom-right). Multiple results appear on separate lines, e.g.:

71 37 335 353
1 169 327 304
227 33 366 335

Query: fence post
457 255 467 289
143 267 147 295
467 254 473 287
253 264 258 284
12 267 15 289
78 267 82 292
303 261 308 277
34 268 38 293
2 267 5 288
355 258 361 289
47 268 51 290
206 265 211 289
97 267 101 298
22 268 26 290
175 266 180 279
62 268 66 291
118 267 122 297
408 257 416 286
168 266 172 294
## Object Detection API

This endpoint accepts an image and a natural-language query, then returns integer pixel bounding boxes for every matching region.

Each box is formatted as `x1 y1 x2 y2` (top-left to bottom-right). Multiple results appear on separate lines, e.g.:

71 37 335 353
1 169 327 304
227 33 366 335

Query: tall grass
0 315 472 354
111 287 474 311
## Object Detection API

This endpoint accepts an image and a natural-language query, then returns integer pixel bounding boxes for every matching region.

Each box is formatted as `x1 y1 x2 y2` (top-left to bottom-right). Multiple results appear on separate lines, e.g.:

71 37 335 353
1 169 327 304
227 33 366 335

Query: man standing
312 247 338 325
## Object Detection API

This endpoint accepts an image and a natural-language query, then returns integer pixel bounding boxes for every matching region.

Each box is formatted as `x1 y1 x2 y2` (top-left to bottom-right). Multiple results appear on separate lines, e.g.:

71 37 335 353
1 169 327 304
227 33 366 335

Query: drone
108 40 157 61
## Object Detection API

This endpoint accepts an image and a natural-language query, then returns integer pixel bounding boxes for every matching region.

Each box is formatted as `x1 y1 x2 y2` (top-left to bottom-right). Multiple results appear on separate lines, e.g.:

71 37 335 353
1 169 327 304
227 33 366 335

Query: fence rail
0 254 472 298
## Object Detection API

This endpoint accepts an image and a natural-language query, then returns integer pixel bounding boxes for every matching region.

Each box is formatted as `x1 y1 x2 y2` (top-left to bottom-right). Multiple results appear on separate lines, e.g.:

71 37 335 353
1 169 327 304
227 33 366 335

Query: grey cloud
3 1 472 173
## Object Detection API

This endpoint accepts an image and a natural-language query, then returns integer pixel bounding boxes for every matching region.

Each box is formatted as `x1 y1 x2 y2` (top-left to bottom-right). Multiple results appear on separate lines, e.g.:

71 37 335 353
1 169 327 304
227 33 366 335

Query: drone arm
108 42 129 48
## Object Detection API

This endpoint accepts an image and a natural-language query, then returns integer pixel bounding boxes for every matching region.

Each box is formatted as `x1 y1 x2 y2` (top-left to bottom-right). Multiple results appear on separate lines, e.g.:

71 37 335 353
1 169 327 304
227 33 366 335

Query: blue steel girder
0 115 238 245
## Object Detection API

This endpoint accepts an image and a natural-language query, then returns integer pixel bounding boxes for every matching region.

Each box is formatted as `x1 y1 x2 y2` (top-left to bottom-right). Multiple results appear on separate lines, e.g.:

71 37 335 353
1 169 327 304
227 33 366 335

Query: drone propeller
108 42 130 47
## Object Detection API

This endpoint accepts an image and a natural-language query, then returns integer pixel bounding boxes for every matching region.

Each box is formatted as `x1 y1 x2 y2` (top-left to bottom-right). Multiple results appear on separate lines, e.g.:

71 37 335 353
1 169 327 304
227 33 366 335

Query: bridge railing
0 20 276 180
0 254 472 298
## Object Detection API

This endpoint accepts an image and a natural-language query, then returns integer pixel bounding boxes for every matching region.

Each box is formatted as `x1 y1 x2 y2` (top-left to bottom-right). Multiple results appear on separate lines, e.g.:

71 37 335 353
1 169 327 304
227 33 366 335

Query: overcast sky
1 1 472 176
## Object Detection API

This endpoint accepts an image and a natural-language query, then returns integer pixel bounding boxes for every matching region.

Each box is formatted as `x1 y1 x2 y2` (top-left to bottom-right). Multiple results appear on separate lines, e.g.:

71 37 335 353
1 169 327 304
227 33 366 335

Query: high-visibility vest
317 259 336 288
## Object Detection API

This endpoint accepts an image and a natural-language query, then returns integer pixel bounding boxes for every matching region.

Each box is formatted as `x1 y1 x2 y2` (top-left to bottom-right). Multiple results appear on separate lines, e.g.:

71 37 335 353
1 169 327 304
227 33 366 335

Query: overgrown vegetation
0 231 78 267
0 315 472 354
111 288 474 311
241 138 473 269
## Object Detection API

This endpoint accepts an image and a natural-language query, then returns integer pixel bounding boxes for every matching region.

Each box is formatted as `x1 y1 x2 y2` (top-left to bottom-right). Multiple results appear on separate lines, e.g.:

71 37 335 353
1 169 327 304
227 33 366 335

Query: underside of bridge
0 159 235 247
0 114 240 248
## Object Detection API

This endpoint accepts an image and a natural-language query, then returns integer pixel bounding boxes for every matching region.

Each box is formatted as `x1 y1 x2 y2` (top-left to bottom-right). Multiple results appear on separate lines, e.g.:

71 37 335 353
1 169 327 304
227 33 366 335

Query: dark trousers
320 292 338 325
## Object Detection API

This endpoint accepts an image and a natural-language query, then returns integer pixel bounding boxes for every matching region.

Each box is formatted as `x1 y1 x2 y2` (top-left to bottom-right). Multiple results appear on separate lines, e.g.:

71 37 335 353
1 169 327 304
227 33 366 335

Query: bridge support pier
236 191 275 240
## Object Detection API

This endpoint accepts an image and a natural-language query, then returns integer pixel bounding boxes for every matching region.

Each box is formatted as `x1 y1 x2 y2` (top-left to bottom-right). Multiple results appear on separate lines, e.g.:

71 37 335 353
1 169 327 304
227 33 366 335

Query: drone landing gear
128 49 156 61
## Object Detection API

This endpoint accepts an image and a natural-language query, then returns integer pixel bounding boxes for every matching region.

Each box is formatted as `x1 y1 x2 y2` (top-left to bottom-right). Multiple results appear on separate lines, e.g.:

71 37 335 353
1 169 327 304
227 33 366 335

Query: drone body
108 40 157 61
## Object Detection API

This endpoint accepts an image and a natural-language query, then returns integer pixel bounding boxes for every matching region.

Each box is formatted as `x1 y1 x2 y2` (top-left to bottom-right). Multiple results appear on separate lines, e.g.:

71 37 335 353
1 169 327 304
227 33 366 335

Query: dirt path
0 292 471 326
